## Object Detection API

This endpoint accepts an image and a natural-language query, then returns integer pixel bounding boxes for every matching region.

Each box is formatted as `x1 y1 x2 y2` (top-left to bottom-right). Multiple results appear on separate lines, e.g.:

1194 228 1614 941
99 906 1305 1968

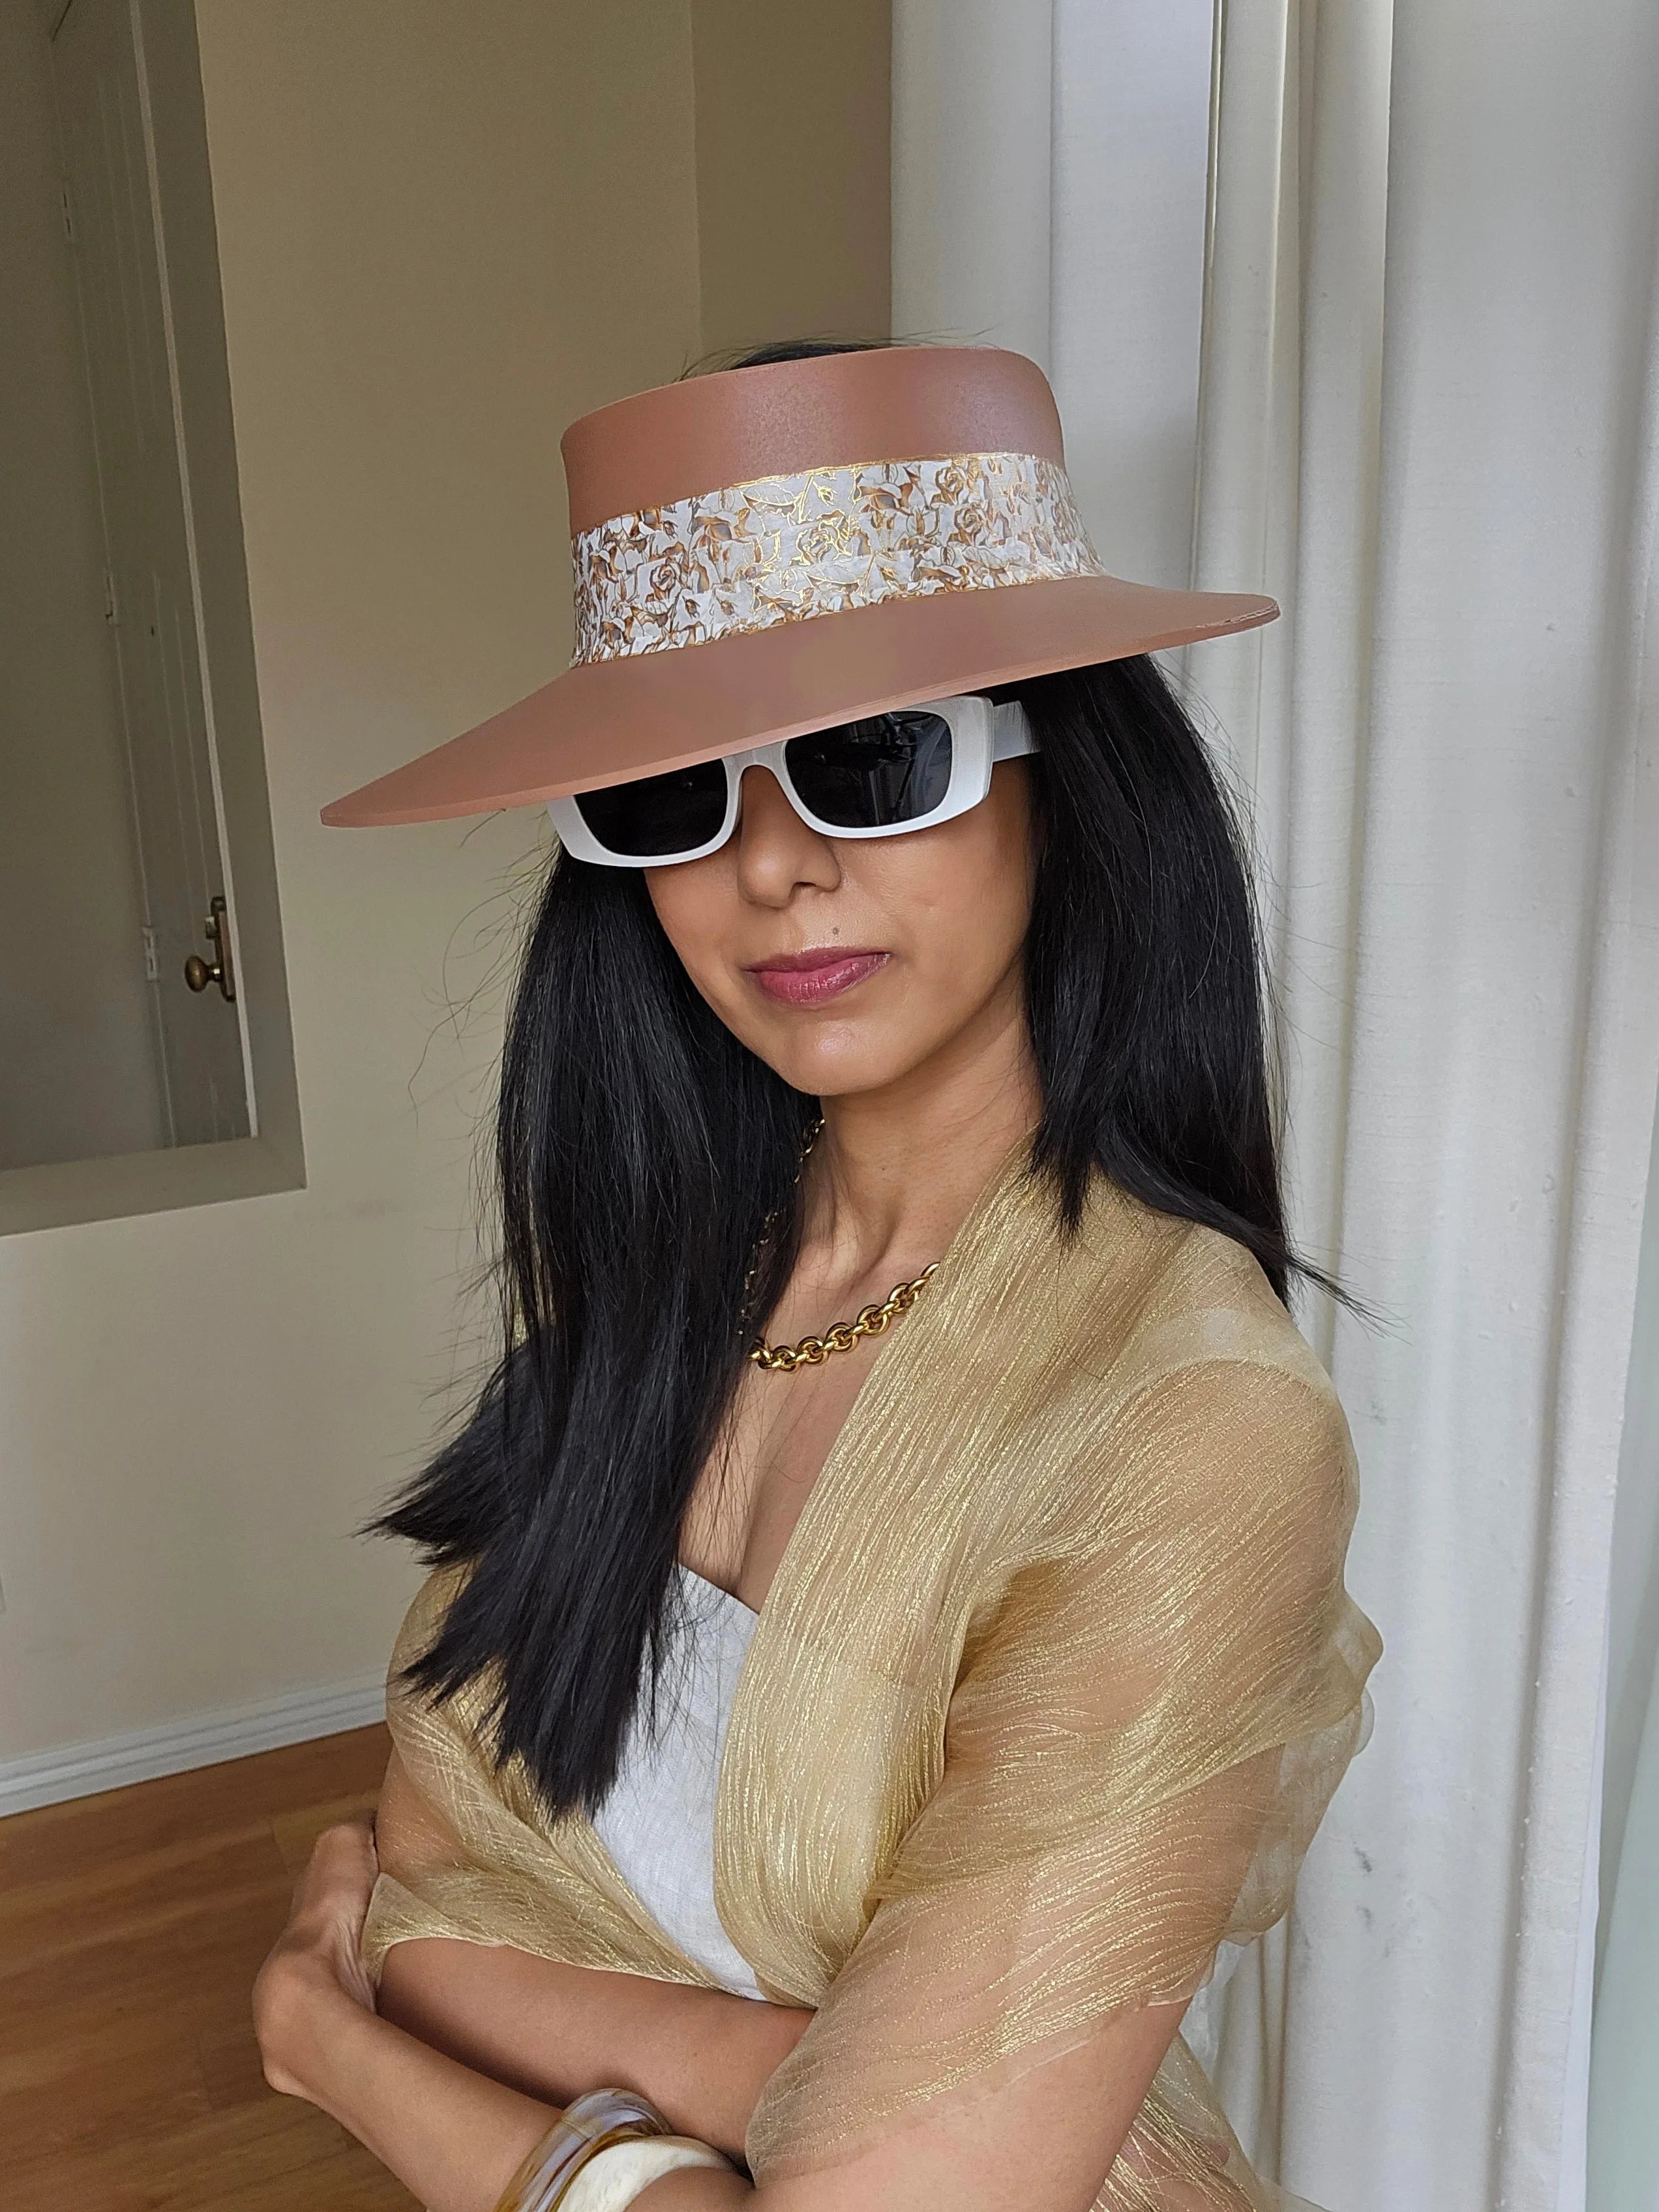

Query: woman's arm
259 1822 1199 2212
629 1999 1194 2212
255 1821 556 2212
374 1751 811 2149
379 1941 809 2152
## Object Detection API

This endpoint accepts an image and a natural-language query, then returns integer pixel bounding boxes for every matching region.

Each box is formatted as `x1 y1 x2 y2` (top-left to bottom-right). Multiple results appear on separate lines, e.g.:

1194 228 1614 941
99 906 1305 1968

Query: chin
757 1030 920 1100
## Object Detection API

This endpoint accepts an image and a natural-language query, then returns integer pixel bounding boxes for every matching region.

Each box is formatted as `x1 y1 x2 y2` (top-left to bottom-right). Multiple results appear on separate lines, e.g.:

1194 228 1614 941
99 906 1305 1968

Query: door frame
2 0 303 1235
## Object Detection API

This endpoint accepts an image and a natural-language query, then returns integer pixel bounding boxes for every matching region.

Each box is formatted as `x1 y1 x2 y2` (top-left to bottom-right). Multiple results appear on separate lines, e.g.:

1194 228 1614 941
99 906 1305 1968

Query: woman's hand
251 1816 567 2212
253 1817 381 2097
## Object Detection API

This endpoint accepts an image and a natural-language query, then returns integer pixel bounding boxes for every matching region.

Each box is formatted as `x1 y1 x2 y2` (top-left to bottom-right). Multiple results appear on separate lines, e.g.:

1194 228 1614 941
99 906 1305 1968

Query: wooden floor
0 1726 419 2209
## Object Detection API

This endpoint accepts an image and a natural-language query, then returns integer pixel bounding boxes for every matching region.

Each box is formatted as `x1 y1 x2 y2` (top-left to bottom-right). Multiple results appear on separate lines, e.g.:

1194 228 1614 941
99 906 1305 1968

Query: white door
50 0 249 1148
0 0 166 1173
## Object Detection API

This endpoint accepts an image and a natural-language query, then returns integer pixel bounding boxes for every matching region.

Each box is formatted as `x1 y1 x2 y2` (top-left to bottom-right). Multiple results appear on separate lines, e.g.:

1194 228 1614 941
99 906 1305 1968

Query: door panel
52 0 249 1147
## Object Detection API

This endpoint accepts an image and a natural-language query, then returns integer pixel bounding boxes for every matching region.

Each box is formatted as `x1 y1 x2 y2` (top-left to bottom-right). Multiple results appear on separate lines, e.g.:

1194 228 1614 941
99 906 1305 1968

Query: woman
256 343 1381 2212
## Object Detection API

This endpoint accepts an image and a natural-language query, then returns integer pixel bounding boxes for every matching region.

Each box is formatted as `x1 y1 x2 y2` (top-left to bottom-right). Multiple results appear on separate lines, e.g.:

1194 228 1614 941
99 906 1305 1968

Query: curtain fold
1589 1098 1659 2212
893 4 1659 2207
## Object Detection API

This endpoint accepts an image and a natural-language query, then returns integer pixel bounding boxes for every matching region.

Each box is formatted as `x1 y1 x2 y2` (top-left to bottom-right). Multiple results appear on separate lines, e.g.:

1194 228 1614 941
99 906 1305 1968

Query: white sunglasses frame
548 696 1036 868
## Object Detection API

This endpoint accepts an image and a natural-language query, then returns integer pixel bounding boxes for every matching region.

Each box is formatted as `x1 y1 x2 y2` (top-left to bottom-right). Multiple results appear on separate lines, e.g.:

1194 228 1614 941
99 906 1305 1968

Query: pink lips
747 948 889 1006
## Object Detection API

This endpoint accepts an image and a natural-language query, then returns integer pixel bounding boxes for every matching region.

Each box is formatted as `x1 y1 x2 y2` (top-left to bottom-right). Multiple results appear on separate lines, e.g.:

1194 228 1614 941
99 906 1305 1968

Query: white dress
591 1564 765 2000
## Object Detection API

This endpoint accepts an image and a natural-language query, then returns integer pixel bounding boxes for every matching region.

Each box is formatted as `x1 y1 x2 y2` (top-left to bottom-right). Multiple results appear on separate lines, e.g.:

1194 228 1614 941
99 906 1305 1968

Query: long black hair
378 359 1319 1821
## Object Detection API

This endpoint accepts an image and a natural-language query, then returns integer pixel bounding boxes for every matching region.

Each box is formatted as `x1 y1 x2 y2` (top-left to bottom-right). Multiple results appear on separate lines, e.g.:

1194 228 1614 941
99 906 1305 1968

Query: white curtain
1591 1094 1659 2212
892 6 1659 2210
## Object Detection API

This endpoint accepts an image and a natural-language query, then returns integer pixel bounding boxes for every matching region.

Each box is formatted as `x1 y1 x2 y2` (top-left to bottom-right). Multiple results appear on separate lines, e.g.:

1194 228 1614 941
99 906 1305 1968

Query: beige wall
0 0 166 1171
691 0 891 360
0 0 888 1764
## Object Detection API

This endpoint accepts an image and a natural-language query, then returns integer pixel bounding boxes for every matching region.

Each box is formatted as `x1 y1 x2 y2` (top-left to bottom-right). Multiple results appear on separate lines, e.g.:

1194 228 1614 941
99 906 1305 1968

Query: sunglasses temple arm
991 701 1039 760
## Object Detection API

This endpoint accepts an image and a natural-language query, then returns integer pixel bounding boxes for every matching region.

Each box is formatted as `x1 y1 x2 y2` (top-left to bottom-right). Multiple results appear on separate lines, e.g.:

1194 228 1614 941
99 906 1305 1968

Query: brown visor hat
322 346 1277 828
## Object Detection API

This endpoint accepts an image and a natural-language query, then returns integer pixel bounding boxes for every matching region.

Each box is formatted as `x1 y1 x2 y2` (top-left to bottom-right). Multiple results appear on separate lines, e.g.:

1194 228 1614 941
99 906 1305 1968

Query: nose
732 765 841 904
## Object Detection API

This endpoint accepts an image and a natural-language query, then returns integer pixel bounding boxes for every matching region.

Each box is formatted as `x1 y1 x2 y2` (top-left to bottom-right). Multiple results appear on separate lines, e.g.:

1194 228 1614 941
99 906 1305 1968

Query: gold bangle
494 2089 669 2212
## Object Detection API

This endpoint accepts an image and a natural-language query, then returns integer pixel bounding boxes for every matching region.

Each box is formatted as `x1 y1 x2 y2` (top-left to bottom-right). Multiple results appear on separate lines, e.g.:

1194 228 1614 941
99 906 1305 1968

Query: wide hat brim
322 574 1274 828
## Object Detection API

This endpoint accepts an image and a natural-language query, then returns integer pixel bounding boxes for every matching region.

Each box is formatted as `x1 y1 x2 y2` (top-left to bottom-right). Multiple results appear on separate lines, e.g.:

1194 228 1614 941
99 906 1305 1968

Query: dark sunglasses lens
785 711 954 830
573 762 728 857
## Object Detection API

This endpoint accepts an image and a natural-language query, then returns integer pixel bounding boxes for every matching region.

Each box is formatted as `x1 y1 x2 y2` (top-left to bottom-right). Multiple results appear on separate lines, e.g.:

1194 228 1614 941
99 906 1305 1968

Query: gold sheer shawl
364 1151 1381 2209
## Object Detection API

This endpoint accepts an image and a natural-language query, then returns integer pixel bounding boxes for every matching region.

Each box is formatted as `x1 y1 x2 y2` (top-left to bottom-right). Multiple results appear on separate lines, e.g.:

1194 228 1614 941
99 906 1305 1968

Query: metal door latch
183 894 236 1004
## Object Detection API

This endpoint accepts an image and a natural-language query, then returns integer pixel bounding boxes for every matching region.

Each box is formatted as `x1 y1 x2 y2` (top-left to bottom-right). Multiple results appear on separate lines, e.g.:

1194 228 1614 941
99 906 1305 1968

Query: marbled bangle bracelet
494 2089 731 2212
559 2134 733 2211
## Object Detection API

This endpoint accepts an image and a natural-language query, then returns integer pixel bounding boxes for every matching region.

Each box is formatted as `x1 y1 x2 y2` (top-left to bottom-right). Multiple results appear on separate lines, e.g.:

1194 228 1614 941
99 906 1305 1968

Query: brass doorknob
183 895 237 1004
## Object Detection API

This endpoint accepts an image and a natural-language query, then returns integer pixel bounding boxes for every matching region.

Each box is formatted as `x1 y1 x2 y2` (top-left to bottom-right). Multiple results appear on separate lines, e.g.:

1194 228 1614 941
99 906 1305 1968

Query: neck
801 978 1040 1280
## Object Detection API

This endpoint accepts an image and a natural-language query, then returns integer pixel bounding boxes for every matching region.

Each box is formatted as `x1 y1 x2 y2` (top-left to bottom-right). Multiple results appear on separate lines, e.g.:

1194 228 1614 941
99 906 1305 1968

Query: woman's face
646 758 1037 1099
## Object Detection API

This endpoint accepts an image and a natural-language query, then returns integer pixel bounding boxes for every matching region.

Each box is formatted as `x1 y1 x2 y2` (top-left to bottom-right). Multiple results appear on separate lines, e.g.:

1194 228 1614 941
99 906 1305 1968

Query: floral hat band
322 348 1277 828
571 451 1107 666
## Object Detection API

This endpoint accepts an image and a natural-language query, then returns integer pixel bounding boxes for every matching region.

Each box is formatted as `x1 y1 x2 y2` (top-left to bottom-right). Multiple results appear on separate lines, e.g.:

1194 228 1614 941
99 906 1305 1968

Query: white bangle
559 2134 732 2211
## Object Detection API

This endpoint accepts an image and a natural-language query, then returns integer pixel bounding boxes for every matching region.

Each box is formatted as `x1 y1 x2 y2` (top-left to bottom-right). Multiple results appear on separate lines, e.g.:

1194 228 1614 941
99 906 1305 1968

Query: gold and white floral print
571 451 1105 665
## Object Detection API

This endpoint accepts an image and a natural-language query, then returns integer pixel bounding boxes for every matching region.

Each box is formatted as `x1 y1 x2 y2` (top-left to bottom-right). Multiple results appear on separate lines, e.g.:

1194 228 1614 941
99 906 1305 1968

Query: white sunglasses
548 696 1036 868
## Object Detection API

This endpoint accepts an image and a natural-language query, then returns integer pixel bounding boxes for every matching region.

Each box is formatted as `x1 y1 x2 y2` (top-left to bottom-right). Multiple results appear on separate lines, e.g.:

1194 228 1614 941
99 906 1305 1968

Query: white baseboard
0 1671 388 1817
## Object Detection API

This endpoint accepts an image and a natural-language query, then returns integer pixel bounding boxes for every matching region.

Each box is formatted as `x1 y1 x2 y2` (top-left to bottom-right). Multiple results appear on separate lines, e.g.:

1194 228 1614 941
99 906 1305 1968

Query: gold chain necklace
749 1261 940 1373
744 1118 942 1373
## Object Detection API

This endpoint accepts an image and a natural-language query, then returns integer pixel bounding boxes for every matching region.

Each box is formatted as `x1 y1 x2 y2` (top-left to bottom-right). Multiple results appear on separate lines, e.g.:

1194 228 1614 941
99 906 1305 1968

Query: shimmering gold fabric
366 1150 1381 2209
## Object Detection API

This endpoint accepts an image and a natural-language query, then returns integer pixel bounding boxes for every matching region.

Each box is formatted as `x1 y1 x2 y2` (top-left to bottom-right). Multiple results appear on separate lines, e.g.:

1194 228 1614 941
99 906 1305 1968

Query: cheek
874 781 1034 986
905 865 1029 1003
644 859 737 998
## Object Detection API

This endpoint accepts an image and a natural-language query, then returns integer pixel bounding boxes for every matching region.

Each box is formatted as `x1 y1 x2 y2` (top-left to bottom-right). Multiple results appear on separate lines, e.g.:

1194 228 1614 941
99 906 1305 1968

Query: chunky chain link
743 1116 940 1372
748 1261 938 1373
